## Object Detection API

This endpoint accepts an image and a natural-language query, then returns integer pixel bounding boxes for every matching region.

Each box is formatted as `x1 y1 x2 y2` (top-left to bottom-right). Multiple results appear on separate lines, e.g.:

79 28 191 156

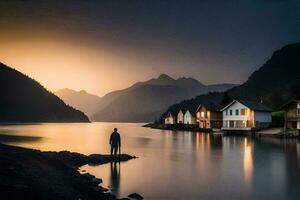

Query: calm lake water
0 122 300 200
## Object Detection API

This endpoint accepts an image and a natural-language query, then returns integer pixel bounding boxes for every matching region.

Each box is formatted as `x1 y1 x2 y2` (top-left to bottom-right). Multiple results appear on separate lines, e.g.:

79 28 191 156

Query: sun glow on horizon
0 34 154 96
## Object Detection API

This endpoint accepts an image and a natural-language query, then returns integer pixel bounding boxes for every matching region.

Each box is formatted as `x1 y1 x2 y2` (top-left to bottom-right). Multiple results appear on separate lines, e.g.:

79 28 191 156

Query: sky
0 0 299 96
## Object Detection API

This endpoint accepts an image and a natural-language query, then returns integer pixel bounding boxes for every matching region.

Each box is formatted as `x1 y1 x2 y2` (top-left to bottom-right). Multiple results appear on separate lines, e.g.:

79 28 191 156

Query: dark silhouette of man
110 128 121 158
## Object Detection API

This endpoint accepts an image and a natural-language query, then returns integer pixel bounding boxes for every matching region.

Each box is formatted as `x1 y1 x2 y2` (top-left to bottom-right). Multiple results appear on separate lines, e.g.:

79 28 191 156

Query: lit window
242 120 246 127
201 111 205 118
235 109 239 115
241 108 246 115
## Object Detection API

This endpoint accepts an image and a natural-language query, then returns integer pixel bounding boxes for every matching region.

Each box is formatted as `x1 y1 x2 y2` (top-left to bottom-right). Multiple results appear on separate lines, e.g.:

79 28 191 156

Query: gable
222 100 249 111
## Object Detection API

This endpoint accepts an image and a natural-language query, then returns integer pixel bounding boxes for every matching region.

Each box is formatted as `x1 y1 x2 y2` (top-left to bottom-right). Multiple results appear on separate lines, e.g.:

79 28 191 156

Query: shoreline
143 123 300 139
143 123 212 132
0 142 137 200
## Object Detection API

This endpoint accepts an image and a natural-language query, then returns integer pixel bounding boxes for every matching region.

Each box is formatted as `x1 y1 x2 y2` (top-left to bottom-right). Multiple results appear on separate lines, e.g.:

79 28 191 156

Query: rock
81 173 94 180
93 185 107 192
91 177 102 185
128 193 144 200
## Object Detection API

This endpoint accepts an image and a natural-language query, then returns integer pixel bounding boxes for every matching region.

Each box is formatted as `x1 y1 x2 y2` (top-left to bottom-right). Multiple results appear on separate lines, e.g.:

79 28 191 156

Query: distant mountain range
0 63 89 122
56 74 236 122
91 74 236 122
160 42 300 121
55 89 101 116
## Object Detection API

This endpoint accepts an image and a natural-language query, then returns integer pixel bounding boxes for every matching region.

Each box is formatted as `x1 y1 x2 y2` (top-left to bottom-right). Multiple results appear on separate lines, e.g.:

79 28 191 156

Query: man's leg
114 146 118 158
111 146 114 157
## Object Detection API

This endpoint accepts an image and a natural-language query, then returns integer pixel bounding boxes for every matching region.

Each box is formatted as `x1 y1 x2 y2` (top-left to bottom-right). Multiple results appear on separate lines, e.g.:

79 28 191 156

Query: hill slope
228 43 300 107
55 89 101 117
0 63 89 122
160 42 300 121
92 74 236 122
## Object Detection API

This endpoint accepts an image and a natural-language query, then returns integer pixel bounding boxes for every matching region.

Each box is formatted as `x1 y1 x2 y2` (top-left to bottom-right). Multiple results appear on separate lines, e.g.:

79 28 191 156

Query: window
235 109 239 115
241 108 246 115
298 108 300 116
201 111 205 118
230 109 232 116
229 120 234 128
242 120 247 128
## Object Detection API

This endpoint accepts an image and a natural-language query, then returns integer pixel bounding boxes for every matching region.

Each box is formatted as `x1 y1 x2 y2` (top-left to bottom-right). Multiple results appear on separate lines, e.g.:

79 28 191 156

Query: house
177 109 184 124
221 100 272 131
196 102 222 129
281 99 300 132
184 110 196 124
165 111 175 124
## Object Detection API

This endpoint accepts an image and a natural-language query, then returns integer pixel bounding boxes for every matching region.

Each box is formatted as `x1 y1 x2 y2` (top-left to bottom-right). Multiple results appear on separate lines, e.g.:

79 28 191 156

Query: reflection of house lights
244 138 253 186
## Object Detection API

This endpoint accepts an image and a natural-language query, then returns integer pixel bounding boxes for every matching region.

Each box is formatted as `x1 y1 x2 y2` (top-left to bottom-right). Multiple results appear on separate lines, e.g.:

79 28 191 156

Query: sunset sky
0 0 299 96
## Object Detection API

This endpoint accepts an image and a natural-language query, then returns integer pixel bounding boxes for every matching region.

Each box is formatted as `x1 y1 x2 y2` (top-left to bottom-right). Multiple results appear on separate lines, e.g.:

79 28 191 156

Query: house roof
196 102 222 113
176 108 189 114
184 110 191 115
221 100 273 112
177 109 184 115
166 111 173 118
280 99 300 109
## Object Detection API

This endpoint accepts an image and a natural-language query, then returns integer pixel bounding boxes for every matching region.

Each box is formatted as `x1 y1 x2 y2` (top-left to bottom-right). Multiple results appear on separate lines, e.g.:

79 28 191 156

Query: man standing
109 128 121 158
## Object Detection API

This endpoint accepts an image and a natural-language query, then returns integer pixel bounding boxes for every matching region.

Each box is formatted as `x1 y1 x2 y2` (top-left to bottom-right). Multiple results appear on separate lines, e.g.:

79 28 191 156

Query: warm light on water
0 123 300 200
243 138 253 186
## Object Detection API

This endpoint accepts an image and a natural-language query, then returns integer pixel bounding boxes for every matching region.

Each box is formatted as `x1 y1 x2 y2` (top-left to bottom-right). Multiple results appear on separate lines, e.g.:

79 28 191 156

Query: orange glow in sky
0 31 160 96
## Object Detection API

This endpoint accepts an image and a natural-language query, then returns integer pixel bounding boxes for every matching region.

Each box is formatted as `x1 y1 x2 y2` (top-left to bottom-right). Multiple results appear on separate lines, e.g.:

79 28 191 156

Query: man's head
114 128 118 132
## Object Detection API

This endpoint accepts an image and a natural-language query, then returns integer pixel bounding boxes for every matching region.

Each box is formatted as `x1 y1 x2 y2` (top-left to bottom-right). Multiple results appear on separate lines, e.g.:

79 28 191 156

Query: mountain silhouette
92 74 236 122
160 42 300 121
0 63 89 122
55 89 101 117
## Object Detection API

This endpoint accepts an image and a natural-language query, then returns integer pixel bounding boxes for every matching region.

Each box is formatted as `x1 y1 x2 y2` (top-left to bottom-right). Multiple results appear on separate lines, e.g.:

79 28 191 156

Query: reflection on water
0 134 43 143
243 138 253 186
110 161 121 196
0 123 300 200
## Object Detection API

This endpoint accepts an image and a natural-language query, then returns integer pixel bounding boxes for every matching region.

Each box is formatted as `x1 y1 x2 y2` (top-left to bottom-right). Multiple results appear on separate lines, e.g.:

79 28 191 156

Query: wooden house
183 110 196 124
177 109 184 124
164 111 175 124
195 103 222 129
281 99 300 132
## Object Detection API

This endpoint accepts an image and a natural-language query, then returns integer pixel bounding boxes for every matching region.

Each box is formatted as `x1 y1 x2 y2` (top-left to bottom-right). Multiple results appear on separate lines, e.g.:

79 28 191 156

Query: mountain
227 43 300 107
0 63 89 122
92 74 236 122
55 89 101 116
160 42 300 121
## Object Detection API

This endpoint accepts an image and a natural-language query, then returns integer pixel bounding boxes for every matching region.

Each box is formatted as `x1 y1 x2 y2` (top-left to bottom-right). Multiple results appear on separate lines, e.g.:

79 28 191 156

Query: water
0 122 299 200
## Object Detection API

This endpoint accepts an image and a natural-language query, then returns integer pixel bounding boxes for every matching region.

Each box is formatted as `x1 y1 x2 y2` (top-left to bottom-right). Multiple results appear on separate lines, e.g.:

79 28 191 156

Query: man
109 128 121 158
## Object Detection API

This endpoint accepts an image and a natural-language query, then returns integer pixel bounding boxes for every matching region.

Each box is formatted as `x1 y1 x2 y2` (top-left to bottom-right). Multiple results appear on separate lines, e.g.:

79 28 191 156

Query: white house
165 111 175 124
221 100 272 130
184 110 196 124
177 110 184 124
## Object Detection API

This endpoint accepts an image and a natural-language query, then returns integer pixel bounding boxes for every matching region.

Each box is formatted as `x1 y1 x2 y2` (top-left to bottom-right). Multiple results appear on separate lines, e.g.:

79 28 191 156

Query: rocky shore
0 142 137 200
